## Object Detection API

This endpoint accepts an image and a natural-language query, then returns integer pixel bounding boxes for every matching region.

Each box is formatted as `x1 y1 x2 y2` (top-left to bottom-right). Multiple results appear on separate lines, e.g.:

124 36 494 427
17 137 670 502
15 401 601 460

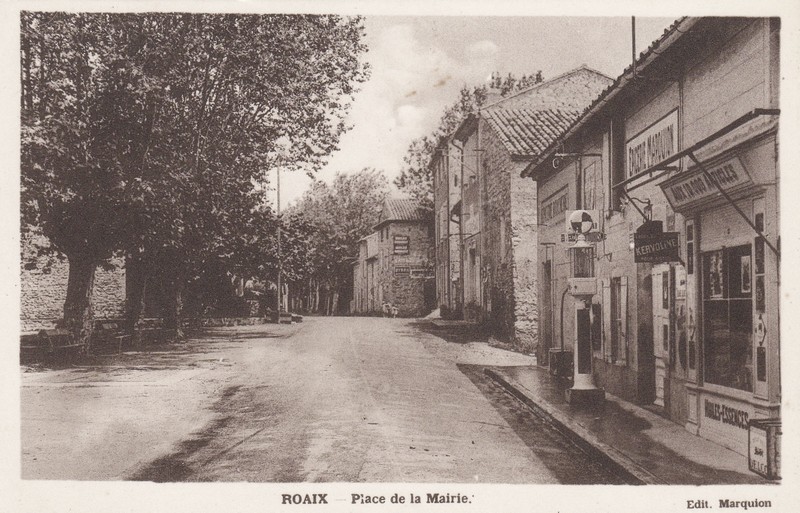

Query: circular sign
569 210 594 234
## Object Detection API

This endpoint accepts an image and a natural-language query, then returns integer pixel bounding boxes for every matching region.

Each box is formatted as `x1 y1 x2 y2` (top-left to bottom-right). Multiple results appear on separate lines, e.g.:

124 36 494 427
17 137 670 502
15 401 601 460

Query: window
609 276 628 363
393 235 409 255
395 266 410 276
702 245 753 392
499 218 506 262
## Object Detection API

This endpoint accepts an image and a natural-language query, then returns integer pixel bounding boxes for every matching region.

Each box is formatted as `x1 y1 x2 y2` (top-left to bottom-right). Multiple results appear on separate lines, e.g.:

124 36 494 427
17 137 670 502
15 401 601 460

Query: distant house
441 65 612 352
351 198 435 317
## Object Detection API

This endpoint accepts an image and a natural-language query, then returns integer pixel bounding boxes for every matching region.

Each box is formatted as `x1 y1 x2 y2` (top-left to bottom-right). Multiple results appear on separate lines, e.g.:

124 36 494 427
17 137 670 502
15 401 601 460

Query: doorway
651 263 687 409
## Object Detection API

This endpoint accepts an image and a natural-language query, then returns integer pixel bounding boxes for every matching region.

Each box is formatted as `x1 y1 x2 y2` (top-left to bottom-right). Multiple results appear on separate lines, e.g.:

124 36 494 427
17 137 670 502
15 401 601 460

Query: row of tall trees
21 12 369 346
394 71 545 208
287 168 389 315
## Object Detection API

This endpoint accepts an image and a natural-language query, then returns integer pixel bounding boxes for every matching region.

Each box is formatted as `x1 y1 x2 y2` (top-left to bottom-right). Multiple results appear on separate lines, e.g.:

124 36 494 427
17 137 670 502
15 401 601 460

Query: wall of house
494 67 612 111
385 221 434 317
536 160 576 365
683 18 774 158
480 120 514 340
433 149 448 309
532 18 779 456
478 120 540 351
461 131 482 320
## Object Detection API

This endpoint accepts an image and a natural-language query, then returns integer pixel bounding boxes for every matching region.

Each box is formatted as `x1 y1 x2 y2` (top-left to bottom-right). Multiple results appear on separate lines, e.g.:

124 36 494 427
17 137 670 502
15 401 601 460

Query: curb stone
484 367 664 485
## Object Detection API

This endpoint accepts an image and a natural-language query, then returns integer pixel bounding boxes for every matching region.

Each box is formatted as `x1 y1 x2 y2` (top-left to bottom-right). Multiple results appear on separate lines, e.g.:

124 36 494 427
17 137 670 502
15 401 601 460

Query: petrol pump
564 210 605 406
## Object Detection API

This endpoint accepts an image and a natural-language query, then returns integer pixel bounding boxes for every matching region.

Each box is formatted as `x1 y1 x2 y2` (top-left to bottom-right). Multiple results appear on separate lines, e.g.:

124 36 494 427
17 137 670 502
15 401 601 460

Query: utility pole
276 165 282 314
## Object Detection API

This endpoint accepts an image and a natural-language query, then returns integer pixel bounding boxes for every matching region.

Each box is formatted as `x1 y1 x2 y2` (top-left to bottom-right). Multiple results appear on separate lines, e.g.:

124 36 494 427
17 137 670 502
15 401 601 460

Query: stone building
523 17 780 456
431 136 462 317
351 198 435 317
443 66 612 352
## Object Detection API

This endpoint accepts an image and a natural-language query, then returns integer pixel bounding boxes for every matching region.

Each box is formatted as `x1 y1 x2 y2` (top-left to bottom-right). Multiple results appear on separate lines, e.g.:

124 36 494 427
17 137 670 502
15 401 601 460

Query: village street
21 317 624 483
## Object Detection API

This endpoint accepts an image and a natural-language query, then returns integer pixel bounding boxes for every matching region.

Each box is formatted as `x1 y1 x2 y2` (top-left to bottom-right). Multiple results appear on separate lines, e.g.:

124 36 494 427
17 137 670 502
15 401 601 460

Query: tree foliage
288 168 389 314
394 71 544 209
20 12 369 342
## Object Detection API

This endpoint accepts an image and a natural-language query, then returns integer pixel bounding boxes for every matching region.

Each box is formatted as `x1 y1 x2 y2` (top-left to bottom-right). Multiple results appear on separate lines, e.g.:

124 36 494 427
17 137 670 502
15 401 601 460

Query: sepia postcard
3 1 799 512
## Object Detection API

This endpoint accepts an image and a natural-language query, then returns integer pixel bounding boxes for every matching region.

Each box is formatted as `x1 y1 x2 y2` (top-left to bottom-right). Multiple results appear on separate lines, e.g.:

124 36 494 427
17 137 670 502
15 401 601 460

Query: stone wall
21 244 126 332
385 221 434 317
480 120 539 352
480 120 514 340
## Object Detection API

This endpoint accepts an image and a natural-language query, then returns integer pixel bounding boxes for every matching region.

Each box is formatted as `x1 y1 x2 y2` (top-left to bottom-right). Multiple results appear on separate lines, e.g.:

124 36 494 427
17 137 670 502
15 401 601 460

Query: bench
137 317 172 343
21 329 83 363
91 319 132 354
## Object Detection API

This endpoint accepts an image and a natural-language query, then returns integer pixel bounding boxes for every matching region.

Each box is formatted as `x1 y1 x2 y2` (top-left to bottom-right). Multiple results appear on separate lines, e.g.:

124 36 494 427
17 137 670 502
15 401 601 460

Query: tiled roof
482 108 582 159
484 65 612 110
379 198 426 224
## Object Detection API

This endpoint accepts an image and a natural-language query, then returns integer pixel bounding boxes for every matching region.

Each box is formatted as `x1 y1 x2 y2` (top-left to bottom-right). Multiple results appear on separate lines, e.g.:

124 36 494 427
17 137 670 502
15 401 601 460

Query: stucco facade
525 17 780 456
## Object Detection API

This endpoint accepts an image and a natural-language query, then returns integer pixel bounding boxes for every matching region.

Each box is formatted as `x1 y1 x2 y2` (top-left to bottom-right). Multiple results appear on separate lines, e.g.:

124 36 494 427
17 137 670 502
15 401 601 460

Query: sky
270 16 675 209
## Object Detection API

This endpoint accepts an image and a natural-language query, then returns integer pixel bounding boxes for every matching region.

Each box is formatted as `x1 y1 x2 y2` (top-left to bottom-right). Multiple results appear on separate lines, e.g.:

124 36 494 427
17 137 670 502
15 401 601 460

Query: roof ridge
484 65 614 109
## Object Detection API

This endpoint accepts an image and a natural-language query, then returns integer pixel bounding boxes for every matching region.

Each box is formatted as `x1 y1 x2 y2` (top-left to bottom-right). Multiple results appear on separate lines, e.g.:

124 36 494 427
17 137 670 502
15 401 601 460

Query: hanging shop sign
634 221 680 263
660 156 752 211
561 232 606 243
565 210 599 234
626 109 678 178
562 210 603 245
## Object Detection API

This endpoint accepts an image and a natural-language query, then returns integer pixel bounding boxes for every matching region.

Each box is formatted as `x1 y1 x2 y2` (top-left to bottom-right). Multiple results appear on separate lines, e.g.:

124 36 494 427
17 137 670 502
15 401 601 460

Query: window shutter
602 278 611 362
620 276 629 364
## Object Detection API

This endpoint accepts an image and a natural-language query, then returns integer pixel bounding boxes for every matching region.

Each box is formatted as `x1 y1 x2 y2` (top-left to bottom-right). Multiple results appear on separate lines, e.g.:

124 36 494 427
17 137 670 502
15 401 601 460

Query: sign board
660 156 752 211
634 221 680 263
565 210 599 234
749 419 781 480
626 109 678 178
561 232 606 243
392 235 409 255
540 187 569 224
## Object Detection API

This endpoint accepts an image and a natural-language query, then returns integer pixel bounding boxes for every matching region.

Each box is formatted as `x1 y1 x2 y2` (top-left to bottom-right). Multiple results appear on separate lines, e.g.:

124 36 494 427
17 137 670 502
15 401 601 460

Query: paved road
21 317 623 483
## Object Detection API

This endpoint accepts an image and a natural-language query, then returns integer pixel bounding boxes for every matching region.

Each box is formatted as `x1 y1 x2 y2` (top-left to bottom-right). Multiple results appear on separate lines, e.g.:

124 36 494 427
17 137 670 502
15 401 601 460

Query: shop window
702 245 753 392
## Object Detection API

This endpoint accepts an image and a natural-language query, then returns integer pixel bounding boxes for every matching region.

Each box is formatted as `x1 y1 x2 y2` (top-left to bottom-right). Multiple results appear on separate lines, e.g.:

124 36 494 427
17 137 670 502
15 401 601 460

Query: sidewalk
485 365 770 485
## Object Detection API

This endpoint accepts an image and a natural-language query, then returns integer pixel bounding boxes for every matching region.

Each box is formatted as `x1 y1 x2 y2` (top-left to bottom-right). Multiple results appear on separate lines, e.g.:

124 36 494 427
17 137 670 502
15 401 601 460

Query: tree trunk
325 284 333 316
63 255 97 352
124 254 147 346
331 291 339 316
165 273 186 340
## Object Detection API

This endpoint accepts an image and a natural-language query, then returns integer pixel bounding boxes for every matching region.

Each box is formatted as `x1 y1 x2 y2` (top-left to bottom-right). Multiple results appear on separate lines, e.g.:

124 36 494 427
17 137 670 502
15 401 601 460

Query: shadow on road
409 321 490 345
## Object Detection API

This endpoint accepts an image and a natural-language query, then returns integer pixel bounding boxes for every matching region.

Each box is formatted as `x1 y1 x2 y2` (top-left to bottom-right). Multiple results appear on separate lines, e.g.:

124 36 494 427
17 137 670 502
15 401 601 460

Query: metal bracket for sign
620 190 652 223
611 108 780 193
686 152 780 258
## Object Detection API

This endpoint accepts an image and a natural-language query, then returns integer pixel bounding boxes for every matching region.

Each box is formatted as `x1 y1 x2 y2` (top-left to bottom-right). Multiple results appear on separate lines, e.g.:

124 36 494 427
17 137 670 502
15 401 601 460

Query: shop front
660 130 780 456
